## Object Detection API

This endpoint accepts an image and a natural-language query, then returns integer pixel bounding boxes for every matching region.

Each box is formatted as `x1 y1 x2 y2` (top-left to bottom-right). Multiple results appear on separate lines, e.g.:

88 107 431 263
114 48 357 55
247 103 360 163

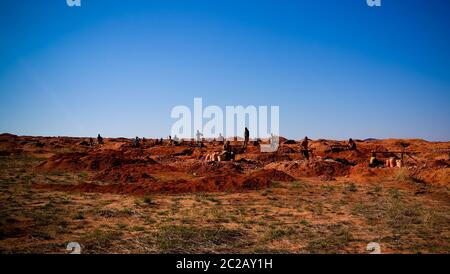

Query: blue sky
0 0 449 140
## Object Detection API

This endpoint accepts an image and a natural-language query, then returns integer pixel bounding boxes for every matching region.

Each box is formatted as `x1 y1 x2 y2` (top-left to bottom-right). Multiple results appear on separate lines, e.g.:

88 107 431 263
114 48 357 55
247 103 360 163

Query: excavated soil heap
34 145 296 194
168 160 244 176
16 135 448 193
348 163 400 182
348 160 450 185
243 152 292 163
36 149 157 172
264 159 351 178
409 159 450 186
35 168 295 195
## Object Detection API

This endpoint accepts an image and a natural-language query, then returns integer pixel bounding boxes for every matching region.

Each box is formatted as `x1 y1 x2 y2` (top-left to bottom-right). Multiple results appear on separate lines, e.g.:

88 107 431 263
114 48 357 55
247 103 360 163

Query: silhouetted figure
196 130 203 146
369 152 382 167
221 141 235 161
97 134 104 145
301 136 310 160
223 140 230 152
348 138 357 150
89 137 94 147
132 136 140 148
244 127 250 148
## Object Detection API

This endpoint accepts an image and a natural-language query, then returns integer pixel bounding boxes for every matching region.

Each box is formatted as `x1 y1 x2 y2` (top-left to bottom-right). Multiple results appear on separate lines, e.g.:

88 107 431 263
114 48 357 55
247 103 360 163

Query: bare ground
0 135 449 254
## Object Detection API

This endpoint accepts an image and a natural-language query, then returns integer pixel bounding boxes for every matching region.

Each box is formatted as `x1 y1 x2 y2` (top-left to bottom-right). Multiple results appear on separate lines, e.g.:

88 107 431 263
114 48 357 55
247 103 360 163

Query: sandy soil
0 133 448 253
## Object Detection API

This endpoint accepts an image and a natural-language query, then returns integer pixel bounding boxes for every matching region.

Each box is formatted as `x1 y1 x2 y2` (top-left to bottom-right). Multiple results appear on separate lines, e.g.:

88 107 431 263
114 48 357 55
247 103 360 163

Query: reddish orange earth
0 133 448 195
1 133 449 254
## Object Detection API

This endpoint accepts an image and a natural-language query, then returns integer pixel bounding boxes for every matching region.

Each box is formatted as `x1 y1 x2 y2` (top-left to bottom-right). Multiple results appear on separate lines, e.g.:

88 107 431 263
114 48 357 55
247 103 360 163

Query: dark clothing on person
244 127 250 148
221 141 234 161
97 134 104 145
301 138 309 150
348 138 357 150
369 153 382 167
132 137 140 148
223 141 231 152
302 150 310 160
301 137 310 160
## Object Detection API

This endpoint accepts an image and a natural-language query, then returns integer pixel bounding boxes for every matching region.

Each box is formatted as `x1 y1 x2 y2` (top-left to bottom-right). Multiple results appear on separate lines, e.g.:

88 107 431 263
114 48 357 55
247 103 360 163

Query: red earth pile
0 134 446 194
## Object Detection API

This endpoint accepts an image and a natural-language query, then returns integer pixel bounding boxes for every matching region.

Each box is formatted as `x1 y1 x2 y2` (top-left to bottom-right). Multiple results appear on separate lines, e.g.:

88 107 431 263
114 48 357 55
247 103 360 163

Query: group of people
205 140 236 162
87 132 410 170
87 134 104 147
301 136 358 160
203 128 248 162
201 129 316 162
91 132 359 163
87 134 146 148
94 129 363 163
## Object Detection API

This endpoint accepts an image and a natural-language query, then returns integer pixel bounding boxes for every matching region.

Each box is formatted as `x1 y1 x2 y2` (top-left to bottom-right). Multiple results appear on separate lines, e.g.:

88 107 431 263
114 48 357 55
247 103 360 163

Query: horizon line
1 132 449 143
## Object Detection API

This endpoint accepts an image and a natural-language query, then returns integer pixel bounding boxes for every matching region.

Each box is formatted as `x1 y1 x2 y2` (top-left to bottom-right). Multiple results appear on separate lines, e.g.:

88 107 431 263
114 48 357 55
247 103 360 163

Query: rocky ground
0 133 448 253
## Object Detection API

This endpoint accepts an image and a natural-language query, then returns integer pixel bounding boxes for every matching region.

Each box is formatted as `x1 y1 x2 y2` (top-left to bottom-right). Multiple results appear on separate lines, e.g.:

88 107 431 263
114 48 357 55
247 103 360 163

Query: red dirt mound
36 150 157 172
275 145 298 154
170 160 244 176
349 160 450 185
35 168 295 195
265 159 351 178
240 168 296 187
146 145 194 156
27 135 449 192
244 152 292 163
92 164 174 184
409 160 450 185
349 163 398 182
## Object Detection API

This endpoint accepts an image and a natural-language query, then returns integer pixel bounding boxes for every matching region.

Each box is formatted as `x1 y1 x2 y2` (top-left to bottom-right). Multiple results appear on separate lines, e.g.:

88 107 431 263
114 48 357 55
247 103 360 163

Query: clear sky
0 0 449 140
